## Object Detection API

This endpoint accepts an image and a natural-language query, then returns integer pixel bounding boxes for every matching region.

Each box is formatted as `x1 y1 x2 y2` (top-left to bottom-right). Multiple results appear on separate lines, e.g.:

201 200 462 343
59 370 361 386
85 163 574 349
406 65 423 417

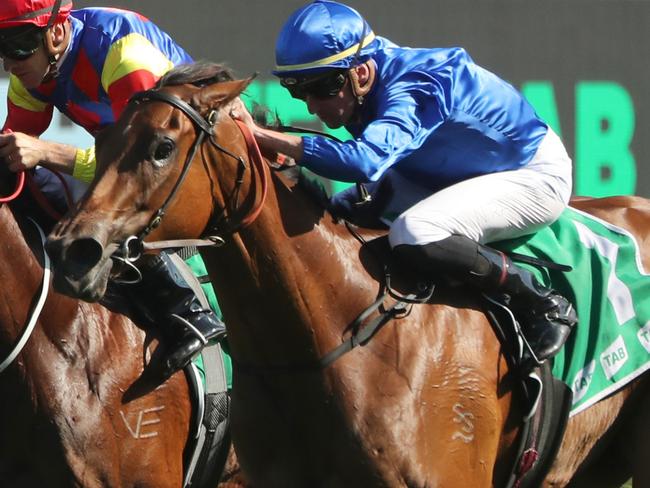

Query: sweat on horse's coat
47 61 650 488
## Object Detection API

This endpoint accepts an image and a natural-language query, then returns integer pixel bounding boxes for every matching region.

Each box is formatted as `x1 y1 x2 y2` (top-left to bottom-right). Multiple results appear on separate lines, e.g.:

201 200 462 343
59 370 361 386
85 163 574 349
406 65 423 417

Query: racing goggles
0 26 44 61
280 70 348 100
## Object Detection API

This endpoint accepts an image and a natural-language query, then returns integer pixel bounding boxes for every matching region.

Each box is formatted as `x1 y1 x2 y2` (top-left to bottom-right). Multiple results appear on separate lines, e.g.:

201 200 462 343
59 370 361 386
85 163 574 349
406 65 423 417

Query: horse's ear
194 77 255 111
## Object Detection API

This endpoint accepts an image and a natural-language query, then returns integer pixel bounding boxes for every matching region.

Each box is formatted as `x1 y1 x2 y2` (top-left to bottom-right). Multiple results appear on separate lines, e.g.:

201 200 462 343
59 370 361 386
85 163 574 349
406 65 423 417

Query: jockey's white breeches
387 128 573 248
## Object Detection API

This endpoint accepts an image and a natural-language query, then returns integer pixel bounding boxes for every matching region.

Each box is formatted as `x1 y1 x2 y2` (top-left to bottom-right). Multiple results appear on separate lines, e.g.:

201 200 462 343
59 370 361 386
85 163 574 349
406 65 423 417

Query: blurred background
17 0 648 198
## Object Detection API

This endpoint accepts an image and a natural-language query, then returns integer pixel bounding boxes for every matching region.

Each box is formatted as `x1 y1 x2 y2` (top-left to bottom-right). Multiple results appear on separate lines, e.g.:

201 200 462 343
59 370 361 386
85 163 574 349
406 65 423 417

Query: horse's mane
156 60 234 88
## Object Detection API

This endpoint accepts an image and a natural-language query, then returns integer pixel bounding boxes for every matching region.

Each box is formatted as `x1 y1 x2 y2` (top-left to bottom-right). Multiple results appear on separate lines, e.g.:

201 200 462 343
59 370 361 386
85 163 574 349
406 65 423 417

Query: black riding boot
392 235 577 363
136 252 226 378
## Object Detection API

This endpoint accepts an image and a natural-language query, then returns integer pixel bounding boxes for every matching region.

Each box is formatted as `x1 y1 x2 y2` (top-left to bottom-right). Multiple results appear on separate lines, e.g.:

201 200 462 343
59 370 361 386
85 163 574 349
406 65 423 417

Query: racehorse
46 61 650 487
0 175 242 487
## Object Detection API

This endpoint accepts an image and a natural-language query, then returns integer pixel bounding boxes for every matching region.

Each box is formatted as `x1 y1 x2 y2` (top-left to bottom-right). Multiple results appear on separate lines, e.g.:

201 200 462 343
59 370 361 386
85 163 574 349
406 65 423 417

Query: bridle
114 87 270 276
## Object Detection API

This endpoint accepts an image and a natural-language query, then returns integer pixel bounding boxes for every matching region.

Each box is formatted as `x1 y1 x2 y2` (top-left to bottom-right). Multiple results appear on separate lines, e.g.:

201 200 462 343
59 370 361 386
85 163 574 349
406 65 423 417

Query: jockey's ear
45 21 68 56
348 61 375 104
194 77 255 112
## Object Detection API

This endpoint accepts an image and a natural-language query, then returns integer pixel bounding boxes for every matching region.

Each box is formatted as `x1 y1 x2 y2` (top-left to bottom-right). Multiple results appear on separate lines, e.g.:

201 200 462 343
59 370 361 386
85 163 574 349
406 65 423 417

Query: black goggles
0 26 44 61
280 70 348 100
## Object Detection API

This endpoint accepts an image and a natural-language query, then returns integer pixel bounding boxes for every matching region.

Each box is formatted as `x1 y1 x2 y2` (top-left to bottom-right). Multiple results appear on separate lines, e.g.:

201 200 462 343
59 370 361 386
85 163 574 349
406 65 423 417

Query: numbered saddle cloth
496 206 650 415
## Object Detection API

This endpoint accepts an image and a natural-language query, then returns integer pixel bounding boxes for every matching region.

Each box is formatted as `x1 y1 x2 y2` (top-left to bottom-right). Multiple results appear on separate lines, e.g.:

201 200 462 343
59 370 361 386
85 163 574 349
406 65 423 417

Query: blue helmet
273 1 378 78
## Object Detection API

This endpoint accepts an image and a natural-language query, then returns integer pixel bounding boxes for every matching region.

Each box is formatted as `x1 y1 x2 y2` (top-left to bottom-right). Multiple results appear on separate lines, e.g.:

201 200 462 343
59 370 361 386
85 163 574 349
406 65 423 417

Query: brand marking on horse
452 403 475 443
120 406 165 439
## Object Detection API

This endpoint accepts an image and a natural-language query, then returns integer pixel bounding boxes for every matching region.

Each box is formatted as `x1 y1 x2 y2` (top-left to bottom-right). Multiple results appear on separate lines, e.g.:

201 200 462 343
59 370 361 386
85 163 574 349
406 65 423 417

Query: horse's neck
205 174 381 362
0 206 131 362
0 207 50 345
0 206 45 291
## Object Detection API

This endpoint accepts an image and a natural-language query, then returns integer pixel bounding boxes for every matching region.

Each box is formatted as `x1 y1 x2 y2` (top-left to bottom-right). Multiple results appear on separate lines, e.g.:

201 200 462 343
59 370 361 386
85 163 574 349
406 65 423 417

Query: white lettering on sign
572 360 596 404
120 406 165 439
573 221 635 325
600 335 628 379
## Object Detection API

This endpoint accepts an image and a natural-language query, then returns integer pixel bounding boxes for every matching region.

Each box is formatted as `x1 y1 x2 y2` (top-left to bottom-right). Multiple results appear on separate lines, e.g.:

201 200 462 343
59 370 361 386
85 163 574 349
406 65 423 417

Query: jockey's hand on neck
229 97 305 163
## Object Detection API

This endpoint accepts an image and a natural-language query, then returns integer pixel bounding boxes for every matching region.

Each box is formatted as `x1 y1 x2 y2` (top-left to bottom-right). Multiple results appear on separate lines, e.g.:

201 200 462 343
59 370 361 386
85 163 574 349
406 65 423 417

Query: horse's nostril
69 237 104 265
64 238 106 280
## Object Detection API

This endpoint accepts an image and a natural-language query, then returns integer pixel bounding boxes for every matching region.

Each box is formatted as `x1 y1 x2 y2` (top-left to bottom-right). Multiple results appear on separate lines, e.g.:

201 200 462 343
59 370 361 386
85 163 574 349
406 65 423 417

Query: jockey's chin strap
116 89 269 263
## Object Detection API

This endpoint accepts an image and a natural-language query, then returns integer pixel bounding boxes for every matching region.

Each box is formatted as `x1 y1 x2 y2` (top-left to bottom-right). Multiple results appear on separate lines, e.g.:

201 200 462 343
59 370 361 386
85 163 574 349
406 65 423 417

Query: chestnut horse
0 181 242 486
46 62 650 487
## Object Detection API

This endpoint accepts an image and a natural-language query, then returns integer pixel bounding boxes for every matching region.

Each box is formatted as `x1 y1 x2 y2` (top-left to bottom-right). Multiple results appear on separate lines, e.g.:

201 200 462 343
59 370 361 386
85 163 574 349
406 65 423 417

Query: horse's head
47 62 253 301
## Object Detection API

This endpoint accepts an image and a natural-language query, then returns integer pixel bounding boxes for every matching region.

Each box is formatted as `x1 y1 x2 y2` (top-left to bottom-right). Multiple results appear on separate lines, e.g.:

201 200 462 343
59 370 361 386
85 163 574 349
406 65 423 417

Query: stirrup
170 314 209 345
161 336 204 379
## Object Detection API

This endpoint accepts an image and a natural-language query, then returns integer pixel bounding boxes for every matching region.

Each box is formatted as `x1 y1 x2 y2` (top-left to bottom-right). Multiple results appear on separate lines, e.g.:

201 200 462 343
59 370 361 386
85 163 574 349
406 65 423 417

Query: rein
0 169 72 220
0 218 51 373
0 127 72 218
0 171 25 203
117 89 270 262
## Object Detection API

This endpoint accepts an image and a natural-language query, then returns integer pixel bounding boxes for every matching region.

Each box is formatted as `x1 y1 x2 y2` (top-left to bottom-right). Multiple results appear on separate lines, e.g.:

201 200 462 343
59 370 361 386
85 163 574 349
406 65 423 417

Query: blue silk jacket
301 37 548 191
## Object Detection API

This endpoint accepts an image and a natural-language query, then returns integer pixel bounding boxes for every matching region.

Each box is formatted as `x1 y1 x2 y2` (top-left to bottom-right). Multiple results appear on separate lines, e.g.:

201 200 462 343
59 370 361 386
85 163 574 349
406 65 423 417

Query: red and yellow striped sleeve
2 75 53 136
101 33 175 119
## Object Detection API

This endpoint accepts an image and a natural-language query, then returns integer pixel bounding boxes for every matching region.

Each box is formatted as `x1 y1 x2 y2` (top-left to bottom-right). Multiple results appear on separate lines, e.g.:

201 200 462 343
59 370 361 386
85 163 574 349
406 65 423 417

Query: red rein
0 128 73 219
0 129 24 203
0 170 25 203
234 119 269 228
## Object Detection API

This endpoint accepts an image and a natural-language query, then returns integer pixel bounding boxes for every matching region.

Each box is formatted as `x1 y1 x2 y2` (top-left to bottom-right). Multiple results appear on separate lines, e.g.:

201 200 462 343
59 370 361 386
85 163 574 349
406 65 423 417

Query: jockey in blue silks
231 0 577 363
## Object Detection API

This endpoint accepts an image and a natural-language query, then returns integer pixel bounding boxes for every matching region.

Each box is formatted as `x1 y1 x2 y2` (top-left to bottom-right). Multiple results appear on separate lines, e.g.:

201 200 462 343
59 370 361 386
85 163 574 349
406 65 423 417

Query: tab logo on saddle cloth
495 206 650 416
600 335 628 380
571 360 595 404
636 321 650 353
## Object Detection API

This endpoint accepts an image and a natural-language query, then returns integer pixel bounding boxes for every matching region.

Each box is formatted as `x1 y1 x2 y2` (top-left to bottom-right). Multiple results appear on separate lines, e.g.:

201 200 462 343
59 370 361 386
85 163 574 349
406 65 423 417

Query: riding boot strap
475 245 578 362
474 245 577 320
392 237 572 319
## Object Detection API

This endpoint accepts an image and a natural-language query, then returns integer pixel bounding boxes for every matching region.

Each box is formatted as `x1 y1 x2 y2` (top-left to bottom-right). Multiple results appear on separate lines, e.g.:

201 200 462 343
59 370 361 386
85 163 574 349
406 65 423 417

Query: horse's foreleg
218 445 248 487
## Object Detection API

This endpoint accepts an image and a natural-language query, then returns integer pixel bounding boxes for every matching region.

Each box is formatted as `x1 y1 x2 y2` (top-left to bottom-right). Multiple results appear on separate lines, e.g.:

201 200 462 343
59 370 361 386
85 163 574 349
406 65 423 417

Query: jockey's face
2 43 50 88
303 75 357 129
0 22 68 89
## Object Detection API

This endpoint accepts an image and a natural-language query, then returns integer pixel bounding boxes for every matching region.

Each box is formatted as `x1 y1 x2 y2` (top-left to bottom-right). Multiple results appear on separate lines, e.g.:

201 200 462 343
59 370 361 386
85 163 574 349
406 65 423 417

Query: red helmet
0 0 72 29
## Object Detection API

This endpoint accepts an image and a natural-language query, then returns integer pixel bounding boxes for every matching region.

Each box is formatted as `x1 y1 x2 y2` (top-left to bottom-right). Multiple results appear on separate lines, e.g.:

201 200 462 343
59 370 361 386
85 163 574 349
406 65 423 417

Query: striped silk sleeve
2 75 53 136
101 33 174 119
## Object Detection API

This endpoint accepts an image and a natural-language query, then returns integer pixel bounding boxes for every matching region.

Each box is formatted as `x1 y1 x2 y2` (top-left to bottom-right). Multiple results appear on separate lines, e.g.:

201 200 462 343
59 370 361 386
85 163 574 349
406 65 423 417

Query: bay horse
0 177 242 486
46 62 650 487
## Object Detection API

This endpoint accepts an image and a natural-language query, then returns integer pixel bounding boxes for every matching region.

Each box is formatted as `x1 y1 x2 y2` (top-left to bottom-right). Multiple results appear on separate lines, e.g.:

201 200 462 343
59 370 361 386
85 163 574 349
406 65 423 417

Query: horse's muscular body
47 63 650 487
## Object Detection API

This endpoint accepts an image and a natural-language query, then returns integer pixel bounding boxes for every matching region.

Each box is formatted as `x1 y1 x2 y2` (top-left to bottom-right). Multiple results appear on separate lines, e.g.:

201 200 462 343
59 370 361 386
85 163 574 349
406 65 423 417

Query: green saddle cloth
495 206 650 415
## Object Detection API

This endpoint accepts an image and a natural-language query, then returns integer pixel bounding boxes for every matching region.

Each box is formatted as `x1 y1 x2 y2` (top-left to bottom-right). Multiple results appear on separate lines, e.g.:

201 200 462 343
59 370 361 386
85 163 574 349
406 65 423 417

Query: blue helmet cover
274 0 378 77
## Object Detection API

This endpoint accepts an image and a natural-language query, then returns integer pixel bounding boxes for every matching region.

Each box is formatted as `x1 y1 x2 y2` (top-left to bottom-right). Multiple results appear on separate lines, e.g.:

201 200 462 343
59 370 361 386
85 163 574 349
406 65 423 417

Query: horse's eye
153 138 175 162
